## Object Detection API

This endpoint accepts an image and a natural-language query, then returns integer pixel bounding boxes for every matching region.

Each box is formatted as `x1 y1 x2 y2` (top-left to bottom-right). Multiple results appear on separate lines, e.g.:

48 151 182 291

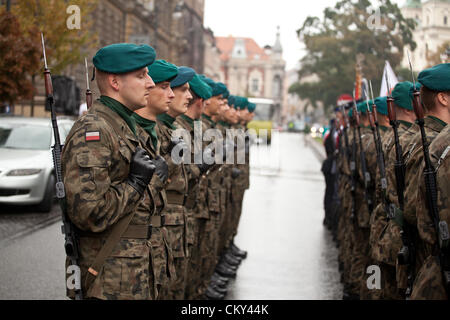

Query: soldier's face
118 67 154 110
170 83 193 116
225 107 236 124
206 96 223 115
147 81 175 114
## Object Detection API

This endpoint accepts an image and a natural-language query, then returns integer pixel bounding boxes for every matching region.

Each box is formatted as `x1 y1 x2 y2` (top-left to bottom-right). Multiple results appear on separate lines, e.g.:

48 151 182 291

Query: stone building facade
401 0 450 71
215 28 286 113
13 0 207 117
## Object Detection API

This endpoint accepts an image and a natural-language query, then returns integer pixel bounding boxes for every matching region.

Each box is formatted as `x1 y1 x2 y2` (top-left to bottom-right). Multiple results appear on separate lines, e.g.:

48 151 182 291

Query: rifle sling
83 110 140 294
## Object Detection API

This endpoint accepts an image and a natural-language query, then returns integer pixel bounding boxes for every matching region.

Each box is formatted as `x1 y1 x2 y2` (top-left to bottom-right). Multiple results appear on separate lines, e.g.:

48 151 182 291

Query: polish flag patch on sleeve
86 131 100 142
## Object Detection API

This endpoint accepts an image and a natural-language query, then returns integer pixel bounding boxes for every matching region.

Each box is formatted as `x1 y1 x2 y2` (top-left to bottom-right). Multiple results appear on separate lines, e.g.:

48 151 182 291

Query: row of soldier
60 43 257 300
322 63 449 300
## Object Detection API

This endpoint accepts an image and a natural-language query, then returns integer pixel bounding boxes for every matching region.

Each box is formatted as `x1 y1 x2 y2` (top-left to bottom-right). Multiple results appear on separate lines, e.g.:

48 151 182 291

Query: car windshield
0 123 51 150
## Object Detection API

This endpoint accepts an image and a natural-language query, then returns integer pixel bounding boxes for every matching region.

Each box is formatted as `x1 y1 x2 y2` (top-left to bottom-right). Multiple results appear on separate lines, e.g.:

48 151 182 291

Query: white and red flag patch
86 131 100 142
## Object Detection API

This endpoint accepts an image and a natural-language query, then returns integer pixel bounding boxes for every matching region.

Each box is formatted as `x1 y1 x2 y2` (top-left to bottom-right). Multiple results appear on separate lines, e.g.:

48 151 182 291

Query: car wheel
36 174 55 213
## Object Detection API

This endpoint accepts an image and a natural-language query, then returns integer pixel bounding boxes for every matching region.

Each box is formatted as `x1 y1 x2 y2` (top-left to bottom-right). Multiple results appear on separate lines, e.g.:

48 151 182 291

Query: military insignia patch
86 131 100 141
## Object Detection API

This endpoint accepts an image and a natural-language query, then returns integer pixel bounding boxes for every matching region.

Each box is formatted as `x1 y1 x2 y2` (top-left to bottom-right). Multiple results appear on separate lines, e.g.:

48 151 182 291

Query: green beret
189 74 212 100
93 43 156 74
171 66 195 88
248 102 256 113
233 96 243 109
392 81 414 110
215 82 228 97
374 96 388 115
228 95 236 106
201 76 222 97
357 101 367 114
234 96 249 110
147 60 178 84
418 63 450 92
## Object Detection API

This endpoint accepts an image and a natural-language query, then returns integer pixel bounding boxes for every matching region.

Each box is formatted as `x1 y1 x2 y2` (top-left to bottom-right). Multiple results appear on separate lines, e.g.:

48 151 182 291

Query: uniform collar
132 113 158 150
99 95 137 136
157 113 176 130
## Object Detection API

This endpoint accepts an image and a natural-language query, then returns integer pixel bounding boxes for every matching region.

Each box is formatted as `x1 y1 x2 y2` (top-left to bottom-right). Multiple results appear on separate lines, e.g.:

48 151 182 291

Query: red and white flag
380 61 398 96
86 131 100 141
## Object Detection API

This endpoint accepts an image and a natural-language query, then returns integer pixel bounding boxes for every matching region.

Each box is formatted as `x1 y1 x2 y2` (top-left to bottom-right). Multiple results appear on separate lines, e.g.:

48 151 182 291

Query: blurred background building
215 27 286 124
11 0 221 118
401 0 450 70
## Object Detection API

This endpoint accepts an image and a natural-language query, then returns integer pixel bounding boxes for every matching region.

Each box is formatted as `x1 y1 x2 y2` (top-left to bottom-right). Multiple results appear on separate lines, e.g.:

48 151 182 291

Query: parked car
0 116 74 212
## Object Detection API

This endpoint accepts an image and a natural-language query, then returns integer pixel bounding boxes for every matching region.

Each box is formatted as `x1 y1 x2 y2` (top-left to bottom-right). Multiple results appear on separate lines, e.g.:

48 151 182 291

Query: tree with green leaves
289 0 417 114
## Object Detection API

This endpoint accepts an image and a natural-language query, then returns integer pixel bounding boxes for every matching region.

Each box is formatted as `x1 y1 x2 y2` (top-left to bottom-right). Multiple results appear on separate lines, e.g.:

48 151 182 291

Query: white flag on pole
379 60 399 96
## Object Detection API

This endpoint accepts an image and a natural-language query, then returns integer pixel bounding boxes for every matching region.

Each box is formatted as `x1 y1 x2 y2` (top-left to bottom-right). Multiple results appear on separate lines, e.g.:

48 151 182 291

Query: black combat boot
215 262 237 278
208 281 228 294
204 286 225 300
222 252 241 266
230 242 247 259
211 272 230 284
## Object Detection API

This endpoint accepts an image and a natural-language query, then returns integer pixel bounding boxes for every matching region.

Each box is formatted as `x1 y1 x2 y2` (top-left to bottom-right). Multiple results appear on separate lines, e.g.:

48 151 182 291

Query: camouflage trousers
410 255 448 300
229 188 245 241
198 211 221 296
185 217 205 300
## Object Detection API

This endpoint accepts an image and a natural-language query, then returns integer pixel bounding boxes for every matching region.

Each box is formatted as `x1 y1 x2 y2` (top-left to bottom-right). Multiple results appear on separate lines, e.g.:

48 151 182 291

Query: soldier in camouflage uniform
197 77 233 300
411 125 449 299
174 74 213 299
133 60 183 300
402 64 450 299
368 82 418 299
155 65 195 299
62 44 159 300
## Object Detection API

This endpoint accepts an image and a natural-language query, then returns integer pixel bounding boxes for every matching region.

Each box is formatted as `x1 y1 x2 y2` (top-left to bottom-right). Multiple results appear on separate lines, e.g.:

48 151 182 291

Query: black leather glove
222 139 235 162
170 136 187 158
231 167 241 179
197 145 215 174
153 155 169 183
244 136 250 155
127 146 156 195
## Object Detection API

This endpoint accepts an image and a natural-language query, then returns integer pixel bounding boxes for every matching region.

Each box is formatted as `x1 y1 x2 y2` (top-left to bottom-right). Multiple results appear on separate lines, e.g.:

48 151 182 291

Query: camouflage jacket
370 123 418 265
201 114 222 215
156 119 190 258
354 126 374 228
216 121 233 214
62 100 151 300
135 122 174 297
411 124 449 299
403 117 447 226
174 115 207 220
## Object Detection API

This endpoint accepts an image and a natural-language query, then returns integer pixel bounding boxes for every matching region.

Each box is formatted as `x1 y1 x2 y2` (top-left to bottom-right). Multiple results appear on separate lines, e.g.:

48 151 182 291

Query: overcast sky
204 0 404 70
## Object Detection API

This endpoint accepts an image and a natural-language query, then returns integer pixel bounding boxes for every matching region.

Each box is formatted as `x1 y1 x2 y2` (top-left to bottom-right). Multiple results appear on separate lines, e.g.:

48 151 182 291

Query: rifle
84 57 92 109
385 70 415 296
410 67 450 297
342 104 357 221
352 97 373 214
367 83 388 213
41 33 83 300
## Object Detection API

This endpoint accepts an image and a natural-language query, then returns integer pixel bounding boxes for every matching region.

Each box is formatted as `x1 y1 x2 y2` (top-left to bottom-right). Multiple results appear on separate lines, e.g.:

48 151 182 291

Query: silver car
0 116 74 212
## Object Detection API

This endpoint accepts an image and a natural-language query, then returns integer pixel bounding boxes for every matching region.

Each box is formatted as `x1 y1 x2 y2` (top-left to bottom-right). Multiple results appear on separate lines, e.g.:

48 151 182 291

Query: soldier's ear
108 74 120 92
436 92 449 107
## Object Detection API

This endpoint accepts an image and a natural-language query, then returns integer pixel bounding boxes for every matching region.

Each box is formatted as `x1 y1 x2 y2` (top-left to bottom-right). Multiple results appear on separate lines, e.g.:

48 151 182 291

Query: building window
445 16 448 25
252 79 259 93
